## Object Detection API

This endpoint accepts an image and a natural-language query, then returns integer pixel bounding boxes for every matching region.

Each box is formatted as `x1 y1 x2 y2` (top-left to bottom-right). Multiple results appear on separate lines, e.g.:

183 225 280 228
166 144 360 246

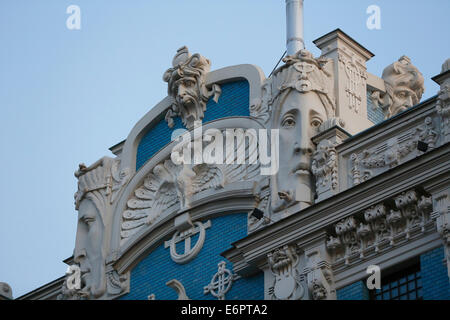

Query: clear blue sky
0 0 448 298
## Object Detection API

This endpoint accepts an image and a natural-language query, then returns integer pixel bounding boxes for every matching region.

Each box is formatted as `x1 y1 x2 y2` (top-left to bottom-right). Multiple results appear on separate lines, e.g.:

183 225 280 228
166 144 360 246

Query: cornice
222 143 449 275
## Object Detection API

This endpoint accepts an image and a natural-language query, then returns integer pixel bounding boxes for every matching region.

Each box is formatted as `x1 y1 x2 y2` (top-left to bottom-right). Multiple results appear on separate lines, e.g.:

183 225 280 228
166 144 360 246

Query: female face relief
273 89 327 212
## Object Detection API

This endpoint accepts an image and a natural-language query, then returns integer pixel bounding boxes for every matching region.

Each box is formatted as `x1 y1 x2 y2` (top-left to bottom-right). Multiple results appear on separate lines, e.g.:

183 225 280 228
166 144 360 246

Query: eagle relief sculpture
120 130 261 245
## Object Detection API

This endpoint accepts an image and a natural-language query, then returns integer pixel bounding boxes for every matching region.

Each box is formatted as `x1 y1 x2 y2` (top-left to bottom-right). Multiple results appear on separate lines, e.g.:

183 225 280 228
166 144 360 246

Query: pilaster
314 29 375 134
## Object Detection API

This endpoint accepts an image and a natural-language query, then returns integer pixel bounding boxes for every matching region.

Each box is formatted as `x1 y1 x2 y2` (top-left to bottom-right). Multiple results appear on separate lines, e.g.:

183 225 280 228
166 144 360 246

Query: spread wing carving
189 131 260 193
120 130 262 246
190 164 225 192
120 161 181 243
220 130 260 184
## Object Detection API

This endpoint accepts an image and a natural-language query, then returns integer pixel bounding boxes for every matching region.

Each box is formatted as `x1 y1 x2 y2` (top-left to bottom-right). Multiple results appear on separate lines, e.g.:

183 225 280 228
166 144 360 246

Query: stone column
311 126 350 202
431 188 450 279
264 235 337 300
313 29 375 134
302 236 337 300
432 59 450 145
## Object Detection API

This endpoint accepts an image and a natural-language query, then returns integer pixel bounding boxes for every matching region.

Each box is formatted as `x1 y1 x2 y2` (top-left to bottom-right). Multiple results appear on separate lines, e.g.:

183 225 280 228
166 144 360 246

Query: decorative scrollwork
267 245 304 300
204 261 238 300
350 117 438 186
327 189 433 265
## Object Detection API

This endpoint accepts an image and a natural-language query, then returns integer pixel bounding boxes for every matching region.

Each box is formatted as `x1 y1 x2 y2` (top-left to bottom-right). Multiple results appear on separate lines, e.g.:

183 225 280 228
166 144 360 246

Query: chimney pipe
285 0 305 55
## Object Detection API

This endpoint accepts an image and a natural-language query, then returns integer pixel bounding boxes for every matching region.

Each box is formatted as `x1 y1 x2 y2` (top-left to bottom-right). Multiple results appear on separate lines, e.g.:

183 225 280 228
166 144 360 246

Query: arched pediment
110 117 268 273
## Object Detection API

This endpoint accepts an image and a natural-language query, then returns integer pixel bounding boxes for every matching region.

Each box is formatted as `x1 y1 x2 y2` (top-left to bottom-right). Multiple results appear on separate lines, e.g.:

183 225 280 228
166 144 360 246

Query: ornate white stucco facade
14 6 450 301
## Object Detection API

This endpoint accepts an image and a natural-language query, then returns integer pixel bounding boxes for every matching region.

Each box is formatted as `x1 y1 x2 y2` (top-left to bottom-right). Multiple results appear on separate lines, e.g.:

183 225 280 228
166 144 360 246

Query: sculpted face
163 47 221 130
175 77 197 105
381 56 425 118
74 198 106 298
272 89 327 212
390 86 418 116
173 76 202 125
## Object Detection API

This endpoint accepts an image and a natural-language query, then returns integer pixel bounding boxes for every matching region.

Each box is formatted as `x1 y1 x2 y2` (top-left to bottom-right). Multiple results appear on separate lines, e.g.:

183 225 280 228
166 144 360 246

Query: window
370 263 422 300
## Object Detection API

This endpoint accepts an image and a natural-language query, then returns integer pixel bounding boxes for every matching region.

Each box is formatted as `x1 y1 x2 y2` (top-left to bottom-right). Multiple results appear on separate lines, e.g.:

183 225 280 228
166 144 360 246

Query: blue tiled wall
202 80 250 122
337 280 369 300
367 90 384 124
338 247 450 300
120 213 264 300
136 80 250 170
420 246 450 300
136 116 183 171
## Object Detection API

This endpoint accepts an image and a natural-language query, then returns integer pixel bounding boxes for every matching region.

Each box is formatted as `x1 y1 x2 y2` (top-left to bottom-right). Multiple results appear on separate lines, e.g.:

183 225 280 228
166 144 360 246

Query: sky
0 0 449 298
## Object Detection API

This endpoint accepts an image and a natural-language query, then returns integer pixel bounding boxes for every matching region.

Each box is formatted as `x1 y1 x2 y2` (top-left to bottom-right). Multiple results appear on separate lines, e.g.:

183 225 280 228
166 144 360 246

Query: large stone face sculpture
373 56 425 118
264 50 336 213
72 158 113 299
60 157 130 300
163 46 221 129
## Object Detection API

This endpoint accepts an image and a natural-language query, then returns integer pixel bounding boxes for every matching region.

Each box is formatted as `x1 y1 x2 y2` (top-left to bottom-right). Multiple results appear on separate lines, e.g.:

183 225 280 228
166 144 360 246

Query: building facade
15 2 450 301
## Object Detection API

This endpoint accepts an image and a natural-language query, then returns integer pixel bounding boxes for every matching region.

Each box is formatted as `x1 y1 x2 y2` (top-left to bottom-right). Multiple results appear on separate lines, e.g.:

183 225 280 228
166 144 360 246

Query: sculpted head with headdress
381 56 425 118
70 158 114 299
268 49 335 212
163 46 221 129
